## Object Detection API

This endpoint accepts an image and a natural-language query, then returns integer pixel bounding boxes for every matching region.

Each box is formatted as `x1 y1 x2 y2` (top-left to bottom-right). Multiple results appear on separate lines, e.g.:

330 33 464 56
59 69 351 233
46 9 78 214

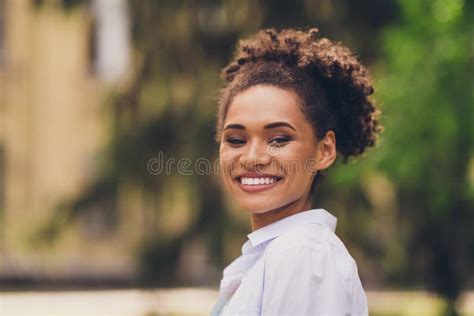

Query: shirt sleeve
261 243 366 315
350 261 369 316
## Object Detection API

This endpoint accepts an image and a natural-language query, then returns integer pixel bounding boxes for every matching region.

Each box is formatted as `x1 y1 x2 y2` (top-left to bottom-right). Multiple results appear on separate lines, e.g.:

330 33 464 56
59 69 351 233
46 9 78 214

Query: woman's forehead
226 85 305 124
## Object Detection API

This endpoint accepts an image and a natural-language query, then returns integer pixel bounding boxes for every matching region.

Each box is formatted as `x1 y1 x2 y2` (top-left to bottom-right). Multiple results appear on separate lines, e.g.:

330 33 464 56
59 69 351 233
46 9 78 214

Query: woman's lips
234 176 283 193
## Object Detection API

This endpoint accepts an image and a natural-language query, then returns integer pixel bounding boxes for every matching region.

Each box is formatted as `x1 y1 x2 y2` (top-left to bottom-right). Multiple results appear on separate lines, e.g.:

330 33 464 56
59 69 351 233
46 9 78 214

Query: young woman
211 28 381 315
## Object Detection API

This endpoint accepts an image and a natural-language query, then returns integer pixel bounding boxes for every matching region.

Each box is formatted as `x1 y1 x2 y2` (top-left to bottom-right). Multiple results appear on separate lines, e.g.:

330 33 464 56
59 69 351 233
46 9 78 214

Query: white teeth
240 177 279 186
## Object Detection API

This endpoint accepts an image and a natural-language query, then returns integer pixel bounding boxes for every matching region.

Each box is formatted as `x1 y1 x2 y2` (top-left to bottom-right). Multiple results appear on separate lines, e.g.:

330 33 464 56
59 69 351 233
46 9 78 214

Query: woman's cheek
219 149 237 178
274 150 311 180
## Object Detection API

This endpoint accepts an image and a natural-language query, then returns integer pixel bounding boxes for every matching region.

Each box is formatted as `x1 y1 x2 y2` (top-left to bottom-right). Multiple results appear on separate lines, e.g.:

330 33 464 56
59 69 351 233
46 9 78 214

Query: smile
240 177 278 185
235 175 283 193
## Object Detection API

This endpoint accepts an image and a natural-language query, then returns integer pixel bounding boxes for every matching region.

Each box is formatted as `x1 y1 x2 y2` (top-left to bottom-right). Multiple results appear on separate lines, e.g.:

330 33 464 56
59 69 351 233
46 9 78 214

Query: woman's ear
314 130 337 171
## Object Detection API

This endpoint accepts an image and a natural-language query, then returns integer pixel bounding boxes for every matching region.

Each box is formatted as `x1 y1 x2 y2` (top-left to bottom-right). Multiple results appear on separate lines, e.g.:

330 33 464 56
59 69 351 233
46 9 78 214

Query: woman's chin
239 201 283 214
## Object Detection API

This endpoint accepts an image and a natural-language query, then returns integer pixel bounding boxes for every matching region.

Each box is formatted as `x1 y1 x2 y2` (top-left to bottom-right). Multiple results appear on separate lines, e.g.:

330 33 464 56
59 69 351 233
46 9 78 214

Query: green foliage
357 0 472 312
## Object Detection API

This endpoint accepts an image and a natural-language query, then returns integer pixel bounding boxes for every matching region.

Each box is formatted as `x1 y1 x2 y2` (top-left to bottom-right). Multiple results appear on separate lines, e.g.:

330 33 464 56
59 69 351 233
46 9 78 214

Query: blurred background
0 0 472 315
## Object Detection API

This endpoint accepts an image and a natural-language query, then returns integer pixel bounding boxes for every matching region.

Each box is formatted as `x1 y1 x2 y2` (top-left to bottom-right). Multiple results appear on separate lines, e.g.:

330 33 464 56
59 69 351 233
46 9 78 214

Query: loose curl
216 27 382 169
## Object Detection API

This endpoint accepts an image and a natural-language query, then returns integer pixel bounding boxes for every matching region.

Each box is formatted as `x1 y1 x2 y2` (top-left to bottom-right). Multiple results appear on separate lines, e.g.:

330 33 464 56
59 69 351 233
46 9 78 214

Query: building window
90 0 130 84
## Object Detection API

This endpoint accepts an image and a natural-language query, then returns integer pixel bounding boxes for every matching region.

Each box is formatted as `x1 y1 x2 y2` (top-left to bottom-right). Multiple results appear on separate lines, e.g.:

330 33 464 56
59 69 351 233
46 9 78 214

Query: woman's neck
250 195 312 231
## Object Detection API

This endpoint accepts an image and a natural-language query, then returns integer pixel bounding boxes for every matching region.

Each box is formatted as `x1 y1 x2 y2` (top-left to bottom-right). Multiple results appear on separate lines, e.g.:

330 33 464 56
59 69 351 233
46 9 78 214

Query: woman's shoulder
265 222 350 253
263 222 358 282
259 223 368 315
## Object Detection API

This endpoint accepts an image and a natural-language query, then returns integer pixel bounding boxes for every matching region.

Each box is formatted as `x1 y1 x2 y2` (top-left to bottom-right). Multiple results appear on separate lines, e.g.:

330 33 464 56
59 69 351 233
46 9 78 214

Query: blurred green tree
375 0 474 314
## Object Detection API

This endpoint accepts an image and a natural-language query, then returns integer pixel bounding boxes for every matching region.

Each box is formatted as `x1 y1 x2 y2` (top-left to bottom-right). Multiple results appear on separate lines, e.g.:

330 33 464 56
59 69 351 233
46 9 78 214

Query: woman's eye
269 136 292 145
226 137 246 145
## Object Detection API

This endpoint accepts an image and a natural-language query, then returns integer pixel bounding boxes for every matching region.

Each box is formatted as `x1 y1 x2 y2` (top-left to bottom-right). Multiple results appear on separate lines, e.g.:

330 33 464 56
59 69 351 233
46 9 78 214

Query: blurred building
0 0 133 282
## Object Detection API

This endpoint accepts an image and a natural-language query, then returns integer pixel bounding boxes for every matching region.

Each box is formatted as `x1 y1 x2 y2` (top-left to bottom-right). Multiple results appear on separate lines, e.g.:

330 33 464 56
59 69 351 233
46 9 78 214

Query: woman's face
219 84 335 213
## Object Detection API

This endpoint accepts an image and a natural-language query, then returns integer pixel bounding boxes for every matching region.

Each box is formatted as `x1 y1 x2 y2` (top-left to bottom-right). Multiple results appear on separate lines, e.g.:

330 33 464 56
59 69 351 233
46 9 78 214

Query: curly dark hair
215 27 381 171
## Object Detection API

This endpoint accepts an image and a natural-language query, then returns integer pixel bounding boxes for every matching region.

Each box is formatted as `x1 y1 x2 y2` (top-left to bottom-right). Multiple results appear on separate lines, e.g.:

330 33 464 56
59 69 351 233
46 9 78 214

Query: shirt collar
246 208 337 249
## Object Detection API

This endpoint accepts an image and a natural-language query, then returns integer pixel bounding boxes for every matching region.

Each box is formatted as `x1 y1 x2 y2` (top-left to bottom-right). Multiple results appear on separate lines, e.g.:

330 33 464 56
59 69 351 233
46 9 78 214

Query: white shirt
211 208 368 316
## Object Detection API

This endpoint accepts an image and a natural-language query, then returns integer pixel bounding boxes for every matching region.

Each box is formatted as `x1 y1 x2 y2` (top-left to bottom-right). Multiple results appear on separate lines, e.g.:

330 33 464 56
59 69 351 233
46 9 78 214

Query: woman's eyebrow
263 121 297 132
224 121 297 132
224 123 245 130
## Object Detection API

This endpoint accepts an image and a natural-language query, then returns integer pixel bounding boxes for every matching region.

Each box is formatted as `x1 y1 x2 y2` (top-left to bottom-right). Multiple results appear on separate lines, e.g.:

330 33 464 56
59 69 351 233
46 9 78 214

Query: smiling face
219 84 336 214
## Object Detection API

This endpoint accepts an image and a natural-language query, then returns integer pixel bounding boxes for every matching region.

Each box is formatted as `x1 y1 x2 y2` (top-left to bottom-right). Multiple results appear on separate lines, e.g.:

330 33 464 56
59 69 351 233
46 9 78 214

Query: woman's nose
239 140 271 169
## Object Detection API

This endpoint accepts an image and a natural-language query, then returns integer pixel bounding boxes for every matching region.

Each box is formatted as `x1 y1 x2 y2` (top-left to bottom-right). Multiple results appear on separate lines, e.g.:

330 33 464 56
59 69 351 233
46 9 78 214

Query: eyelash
226 138 245 145
226 136 292 146
269 136 292 145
